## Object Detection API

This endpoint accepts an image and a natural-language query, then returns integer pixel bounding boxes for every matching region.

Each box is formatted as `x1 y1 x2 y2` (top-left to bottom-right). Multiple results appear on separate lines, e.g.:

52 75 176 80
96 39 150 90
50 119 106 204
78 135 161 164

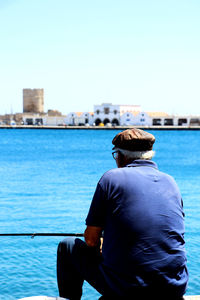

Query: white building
120 112 138 126
65 112 94 126
147 112 171 126
92 103 171 126
93 103 141 126
134 112 152 126
43 115 66 126
22 113 45 125
21 112 66 126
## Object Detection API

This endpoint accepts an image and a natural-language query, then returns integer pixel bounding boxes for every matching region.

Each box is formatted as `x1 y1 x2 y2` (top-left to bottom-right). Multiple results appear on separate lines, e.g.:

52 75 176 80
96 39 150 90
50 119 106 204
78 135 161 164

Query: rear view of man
57 128 188 299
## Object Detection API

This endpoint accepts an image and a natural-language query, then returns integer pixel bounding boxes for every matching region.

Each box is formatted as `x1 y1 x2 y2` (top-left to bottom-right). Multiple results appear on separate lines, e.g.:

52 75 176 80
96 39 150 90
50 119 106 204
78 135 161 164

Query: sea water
0 129 199 299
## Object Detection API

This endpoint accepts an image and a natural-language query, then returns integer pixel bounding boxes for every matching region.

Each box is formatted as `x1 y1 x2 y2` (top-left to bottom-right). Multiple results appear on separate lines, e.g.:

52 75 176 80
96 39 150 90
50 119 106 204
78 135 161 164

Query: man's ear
117 152 125 168
118 152 133 168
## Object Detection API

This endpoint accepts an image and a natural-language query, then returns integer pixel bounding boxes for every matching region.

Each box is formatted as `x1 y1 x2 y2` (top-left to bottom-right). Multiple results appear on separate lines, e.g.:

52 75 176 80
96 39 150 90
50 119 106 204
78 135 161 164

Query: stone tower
23 89 44 113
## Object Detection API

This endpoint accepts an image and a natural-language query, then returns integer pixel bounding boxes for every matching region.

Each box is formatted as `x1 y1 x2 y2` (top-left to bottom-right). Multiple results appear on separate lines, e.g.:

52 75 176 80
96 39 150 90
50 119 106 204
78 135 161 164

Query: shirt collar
126 159 158 169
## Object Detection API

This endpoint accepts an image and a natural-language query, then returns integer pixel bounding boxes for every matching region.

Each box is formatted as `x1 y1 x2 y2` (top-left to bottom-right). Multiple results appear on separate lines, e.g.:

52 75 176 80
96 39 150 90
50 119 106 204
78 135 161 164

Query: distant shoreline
1 125 200 130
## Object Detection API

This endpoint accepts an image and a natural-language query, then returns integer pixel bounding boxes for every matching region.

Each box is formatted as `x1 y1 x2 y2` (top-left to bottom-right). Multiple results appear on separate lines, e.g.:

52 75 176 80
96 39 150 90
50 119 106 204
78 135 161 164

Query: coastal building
23 89 44 113
20 110 66 126
65 112 94 126
0 114 16 125
93 103 141 126
120 111 137 126
21 113 45 125
92 103 172 127
43 110 66 126
134 112 153 126
119 111 170 126
120 111 152 126
147 112 171 126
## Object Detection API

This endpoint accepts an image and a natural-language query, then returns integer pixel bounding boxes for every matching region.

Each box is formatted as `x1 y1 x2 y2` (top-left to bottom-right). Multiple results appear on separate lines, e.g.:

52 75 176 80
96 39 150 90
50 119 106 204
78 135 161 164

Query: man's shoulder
101 167 120 178
158 169 177 183
98 168 122 184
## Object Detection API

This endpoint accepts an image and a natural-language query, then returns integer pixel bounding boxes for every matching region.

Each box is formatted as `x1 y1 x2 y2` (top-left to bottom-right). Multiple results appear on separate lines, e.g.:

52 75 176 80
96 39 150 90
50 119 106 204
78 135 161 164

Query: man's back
86 159 188 297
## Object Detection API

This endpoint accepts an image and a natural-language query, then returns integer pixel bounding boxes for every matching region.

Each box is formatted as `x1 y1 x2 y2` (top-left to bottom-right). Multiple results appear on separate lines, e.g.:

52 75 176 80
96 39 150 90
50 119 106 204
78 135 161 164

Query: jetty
1 125 200 130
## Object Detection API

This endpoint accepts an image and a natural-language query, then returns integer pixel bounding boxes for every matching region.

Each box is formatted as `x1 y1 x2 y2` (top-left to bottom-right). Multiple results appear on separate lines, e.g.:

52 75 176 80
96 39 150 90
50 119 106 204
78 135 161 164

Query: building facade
93 103 141 126
65 112 94 126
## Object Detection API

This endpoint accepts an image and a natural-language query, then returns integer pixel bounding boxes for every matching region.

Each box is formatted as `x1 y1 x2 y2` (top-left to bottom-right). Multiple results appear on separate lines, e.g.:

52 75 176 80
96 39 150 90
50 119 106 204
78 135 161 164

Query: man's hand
84 226 102 248
100 237 104 254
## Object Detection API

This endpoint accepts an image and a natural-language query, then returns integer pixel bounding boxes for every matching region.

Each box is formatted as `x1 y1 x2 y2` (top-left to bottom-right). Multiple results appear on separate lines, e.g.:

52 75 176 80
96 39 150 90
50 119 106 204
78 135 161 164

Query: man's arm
84 225 103 247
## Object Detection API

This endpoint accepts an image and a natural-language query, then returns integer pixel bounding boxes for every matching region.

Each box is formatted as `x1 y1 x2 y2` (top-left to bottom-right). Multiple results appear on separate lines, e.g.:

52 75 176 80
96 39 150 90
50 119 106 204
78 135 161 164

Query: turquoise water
0 129 199 299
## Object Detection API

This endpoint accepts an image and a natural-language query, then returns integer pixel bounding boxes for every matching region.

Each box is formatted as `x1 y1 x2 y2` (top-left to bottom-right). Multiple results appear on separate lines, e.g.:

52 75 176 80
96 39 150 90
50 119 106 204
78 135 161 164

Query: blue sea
0 129 199 299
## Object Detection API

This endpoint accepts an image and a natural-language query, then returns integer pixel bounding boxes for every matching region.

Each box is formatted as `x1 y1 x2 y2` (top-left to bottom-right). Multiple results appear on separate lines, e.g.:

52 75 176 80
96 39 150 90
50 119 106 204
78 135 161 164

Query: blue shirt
86 160 188 297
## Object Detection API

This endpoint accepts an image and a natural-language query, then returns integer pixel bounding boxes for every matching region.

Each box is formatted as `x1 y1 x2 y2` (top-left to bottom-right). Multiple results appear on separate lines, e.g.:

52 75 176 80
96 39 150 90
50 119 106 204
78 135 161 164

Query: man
57 128 188 299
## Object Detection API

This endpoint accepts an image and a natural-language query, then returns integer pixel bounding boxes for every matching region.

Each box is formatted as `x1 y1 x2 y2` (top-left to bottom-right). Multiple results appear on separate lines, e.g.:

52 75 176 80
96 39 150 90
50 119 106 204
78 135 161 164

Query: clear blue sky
0 0 200 115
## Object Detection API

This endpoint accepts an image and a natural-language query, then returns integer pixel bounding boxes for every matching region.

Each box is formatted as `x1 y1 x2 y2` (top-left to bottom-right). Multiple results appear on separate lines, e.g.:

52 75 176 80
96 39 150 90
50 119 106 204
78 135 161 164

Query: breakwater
1 125 200 130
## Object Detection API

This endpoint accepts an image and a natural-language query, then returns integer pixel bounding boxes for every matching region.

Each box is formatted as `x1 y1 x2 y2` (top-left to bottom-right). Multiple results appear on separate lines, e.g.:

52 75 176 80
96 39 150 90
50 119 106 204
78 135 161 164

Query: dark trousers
57 237 185 300
57 237 114 300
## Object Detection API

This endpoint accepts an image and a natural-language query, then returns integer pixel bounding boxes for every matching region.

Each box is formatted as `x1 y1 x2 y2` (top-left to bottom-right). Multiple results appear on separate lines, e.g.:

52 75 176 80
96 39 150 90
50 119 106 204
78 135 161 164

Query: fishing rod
0 233 84 239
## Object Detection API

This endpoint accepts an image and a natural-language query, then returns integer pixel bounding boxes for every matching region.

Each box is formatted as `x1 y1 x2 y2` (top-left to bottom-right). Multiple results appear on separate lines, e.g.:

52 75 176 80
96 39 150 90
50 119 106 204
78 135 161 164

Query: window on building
104 107 110 114
35 118 43 125
178 118 187 126
96 110 100 115
189 118 200 125
114 110 118 114
127 114 129 117
153 119 161 125
103 118 110 125
140 118 145 122
112 119 119 126
126 118 130 121
164 118 173 125
95 118 101 125
26 118 33 125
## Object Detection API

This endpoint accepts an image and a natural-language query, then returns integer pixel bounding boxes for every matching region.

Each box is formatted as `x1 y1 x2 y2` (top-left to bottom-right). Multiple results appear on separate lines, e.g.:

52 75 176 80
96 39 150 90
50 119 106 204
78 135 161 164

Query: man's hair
115 148 155 160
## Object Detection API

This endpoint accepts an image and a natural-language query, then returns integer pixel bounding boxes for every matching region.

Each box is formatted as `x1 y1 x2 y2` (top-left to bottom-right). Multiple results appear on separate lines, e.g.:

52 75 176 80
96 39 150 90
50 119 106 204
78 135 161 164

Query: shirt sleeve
85 182 107 228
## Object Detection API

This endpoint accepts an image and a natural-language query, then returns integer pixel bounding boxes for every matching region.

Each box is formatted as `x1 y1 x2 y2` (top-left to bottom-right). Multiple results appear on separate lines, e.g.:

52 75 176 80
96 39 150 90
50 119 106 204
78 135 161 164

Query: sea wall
1 125 200 130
